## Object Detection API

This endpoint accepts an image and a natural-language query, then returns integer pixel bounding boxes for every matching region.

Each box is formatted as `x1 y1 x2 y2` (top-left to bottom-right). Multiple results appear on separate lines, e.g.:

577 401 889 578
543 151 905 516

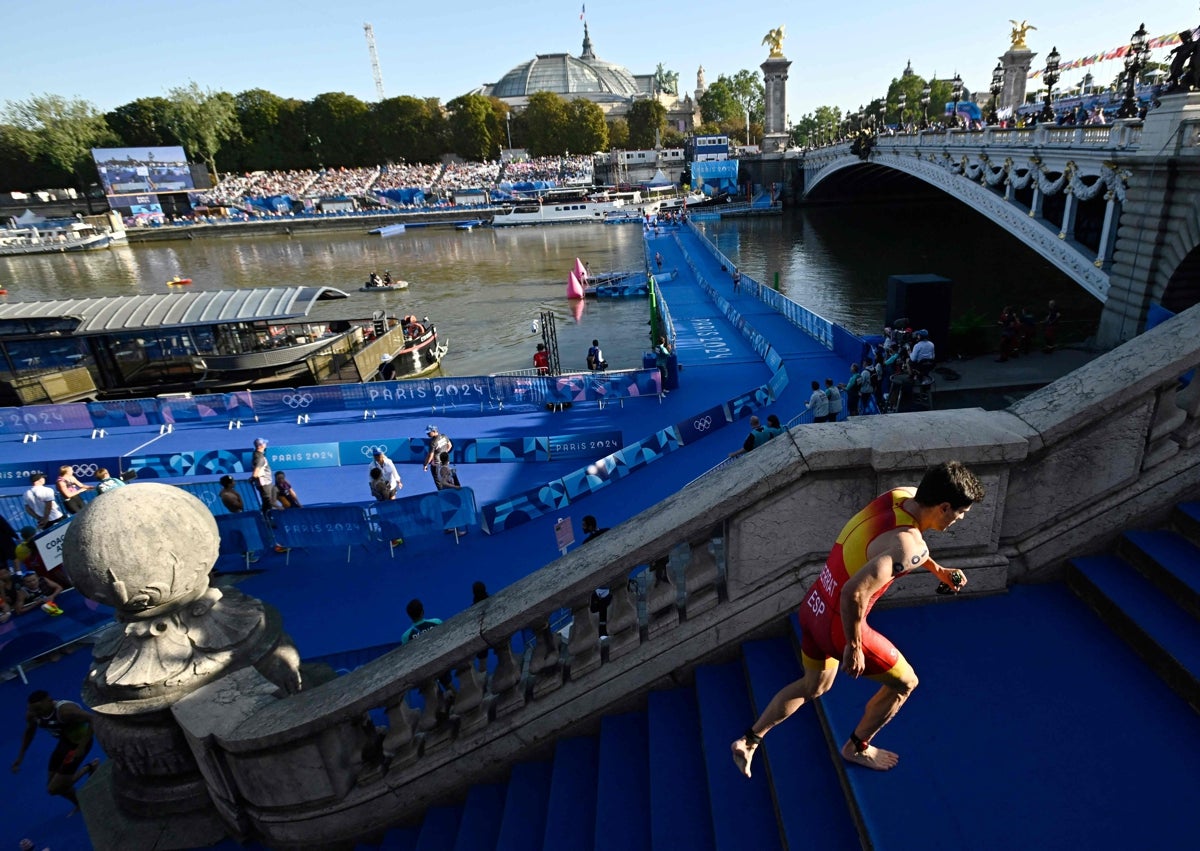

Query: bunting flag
1026 29 1193 78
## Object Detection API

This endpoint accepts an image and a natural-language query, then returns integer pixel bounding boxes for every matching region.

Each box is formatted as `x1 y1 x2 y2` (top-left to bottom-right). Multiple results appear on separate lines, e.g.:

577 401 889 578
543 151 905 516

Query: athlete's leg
840 650 918 772
731 654 839 779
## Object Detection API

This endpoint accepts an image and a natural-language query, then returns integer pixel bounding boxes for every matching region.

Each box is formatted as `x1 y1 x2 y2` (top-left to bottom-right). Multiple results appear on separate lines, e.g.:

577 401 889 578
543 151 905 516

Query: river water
0 201 1102 377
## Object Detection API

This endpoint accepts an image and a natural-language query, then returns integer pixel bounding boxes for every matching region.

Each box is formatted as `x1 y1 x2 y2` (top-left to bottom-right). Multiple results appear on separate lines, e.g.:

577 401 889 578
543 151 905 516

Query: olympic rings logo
72 462 99 477
693 416 713 432
282 393 314 409
361 444 389 459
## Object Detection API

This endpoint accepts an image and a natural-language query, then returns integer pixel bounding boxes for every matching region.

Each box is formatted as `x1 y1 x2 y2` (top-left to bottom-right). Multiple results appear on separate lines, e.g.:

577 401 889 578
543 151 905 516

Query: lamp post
920 82 931 129
898 92 907 131
950 72 964 128
878 100 886 130
989 62 1004 124
1117 23 1150 118
505 111 512 150
1041 47 1061 122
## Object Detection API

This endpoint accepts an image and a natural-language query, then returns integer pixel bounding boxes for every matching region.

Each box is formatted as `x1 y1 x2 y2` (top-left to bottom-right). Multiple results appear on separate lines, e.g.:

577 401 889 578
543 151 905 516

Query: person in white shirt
23 473 63 530
910 331 935 364
806 380 831 423
370 449 403 494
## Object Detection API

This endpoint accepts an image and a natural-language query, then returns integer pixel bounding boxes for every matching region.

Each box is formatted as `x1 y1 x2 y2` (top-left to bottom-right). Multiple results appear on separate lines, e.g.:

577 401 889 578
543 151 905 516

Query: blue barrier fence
0 371 664 439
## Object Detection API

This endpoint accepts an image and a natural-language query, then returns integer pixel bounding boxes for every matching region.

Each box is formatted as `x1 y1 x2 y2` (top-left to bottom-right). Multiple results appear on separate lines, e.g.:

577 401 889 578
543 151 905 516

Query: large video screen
92 146 195 196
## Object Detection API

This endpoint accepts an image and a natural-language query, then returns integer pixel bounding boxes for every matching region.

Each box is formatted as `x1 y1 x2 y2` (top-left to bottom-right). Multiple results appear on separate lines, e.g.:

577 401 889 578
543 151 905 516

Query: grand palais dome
486 25 641 103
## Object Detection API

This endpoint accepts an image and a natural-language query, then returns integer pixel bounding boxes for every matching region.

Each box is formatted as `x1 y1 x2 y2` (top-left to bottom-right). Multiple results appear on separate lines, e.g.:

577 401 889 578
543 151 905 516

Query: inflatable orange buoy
167 277 193 286
567 270 585 300
0 289 7 295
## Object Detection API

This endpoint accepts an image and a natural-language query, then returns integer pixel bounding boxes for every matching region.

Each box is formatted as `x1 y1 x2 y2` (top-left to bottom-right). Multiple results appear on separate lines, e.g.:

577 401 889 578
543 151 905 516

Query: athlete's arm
840 551 897 678
920 556 968 592
11 714 37 772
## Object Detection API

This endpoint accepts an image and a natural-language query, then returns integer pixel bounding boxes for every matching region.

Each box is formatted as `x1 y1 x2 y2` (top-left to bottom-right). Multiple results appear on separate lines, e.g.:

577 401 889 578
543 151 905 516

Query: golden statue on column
763 26 786 58
1009 20 1036 50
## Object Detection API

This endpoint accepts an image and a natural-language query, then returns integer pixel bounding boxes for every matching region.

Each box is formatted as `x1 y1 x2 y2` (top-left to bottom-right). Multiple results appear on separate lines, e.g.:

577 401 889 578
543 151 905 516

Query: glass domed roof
490 25 640 100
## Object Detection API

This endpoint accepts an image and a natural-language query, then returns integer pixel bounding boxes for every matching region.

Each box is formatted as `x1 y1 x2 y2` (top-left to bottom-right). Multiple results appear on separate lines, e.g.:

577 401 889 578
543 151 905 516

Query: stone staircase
350 503 1200 851
359 628 859 851
1066 501 1200 714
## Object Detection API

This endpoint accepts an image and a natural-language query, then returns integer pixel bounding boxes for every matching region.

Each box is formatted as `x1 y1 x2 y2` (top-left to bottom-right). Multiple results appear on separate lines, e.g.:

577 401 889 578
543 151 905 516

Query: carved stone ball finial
63 483 218 619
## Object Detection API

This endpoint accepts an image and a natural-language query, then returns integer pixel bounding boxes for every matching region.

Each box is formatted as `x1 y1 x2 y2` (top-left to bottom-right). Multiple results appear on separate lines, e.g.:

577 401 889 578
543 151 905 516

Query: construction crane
363 23 385 101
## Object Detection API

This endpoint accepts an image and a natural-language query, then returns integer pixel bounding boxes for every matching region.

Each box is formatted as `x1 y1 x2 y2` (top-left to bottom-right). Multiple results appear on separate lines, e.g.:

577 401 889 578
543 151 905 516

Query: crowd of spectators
499 155 592 184
200 170 319 206
437 161 502 193
304 166 380 199
372 162 442 192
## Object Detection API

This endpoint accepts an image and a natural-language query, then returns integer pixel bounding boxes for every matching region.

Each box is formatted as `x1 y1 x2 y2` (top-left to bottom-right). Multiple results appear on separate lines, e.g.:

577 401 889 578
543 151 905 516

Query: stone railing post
63 483 302 833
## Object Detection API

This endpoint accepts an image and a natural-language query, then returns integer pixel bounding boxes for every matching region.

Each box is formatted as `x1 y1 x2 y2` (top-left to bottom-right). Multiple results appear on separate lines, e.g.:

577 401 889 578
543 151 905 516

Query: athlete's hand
842 644 866 678
11 758 21 773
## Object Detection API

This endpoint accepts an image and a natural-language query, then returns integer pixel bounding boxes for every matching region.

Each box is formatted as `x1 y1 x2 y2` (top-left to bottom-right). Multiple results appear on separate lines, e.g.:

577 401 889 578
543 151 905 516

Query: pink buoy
574 257 588 282
567 270 585 300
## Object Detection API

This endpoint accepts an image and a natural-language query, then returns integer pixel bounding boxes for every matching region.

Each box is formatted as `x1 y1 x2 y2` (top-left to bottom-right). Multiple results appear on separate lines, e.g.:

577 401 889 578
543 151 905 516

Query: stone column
761 55 792 154
63 484 302 834
1098 92 1200 346
1000 49 1035 112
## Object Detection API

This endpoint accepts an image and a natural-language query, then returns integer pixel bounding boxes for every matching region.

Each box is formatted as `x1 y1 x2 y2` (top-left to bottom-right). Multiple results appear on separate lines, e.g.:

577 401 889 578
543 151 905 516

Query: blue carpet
819 584 1200 850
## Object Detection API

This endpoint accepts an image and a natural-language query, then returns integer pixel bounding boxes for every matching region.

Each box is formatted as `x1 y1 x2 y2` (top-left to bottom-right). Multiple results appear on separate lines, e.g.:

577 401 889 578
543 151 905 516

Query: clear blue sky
2 1 1196 122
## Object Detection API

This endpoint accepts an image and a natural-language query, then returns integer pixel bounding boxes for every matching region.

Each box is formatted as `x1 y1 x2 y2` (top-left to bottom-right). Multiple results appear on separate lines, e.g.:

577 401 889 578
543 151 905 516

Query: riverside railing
161 299 1200 846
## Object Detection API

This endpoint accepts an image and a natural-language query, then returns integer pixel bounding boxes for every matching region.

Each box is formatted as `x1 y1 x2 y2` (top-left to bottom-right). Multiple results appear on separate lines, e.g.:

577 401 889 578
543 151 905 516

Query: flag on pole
581 4 586 20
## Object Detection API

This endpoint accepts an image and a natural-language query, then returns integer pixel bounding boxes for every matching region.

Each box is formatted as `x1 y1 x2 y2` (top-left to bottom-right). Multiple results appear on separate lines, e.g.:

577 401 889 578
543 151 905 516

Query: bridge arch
802 146 1115 302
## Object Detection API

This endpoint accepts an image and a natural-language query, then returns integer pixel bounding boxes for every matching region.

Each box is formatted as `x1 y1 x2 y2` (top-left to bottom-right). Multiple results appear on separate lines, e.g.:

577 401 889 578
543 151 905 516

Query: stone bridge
795 92 1200 347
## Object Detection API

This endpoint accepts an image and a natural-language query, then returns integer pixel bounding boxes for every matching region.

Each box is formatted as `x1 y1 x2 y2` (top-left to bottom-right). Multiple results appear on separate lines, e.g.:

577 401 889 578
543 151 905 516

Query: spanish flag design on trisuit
797 488 921 676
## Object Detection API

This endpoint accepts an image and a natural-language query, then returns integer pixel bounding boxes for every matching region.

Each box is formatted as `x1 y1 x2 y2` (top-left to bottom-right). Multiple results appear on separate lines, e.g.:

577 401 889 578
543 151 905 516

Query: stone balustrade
124 300 1200 847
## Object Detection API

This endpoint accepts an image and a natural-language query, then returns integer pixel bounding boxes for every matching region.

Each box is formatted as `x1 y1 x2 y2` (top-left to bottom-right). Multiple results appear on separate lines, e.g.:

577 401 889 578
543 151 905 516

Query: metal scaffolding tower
363 23 386 101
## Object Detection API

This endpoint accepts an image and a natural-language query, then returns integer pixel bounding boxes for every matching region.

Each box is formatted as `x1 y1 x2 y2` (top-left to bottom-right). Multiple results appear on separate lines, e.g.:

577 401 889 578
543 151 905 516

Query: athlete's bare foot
841 740 900 771
731 736 758 778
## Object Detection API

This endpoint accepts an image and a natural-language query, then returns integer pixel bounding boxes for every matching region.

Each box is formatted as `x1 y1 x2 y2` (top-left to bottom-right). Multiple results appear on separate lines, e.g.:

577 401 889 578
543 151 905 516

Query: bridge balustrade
168 298 1200 846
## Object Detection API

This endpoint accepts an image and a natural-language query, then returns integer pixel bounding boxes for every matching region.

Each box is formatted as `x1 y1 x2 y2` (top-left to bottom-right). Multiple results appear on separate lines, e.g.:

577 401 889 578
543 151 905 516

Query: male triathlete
12 690 100 813
731 461 984 774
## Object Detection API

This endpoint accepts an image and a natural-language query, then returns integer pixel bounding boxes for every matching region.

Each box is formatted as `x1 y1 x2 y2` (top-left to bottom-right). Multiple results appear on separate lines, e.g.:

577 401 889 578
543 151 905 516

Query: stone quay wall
157 301 1200 847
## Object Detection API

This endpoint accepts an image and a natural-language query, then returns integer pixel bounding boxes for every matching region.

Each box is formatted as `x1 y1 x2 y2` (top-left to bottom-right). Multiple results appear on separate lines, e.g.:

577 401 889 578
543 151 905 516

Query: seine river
0 201 1101 376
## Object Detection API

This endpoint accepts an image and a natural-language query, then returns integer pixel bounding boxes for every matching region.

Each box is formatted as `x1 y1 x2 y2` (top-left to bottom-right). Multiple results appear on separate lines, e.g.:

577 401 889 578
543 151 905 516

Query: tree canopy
3 94 114 187
163 83 238 181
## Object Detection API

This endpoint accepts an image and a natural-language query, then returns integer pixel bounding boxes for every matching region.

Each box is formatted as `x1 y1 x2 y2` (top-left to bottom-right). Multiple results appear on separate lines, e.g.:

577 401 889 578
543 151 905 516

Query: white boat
491 189 629 227
0 221 112 256
359 280 409 292
370 223 407 237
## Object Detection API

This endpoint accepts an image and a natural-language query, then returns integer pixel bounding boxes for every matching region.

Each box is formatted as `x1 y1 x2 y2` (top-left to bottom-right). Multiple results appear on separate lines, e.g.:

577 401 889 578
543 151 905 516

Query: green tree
606 117 629 149
728 69 765 124
3 95 115 191
626 99 666 149
304 92 369 167
446 93 494 161
698 79 742 125
0 123 60 191
564 99 608 154
164 83 238 181
221 89 295 171
106 97 177 147
369 95 446 164
523 92 569 156
792 105 843 146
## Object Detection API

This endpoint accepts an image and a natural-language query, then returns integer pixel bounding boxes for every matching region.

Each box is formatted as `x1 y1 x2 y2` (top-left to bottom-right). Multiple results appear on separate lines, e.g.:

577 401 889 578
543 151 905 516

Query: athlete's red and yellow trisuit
798 487 921 675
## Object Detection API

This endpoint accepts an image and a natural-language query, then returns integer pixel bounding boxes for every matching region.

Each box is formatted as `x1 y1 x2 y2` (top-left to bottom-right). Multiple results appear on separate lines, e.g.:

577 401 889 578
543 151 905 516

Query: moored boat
0 220 112 256
370 223 407 237
0 287 447 403
491 189 630 227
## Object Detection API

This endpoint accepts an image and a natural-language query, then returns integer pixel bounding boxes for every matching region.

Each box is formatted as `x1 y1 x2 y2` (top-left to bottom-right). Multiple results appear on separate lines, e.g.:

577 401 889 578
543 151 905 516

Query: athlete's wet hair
914 461 985 509
28 690 50 704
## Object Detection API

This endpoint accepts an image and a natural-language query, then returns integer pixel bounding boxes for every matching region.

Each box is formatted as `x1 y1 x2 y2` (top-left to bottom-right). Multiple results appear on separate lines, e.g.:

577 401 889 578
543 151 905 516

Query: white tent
14 209 47 225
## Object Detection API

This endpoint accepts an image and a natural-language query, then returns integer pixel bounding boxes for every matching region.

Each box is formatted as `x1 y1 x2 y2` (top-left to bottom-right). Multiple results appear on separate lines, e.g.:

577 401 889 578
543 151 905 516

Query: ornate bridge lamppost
950 72 964 128
920 82 931 128
989 62 1004 124
898 91 907 131
1117 23 1151 118
1041 46 1061 122
878 100 886 130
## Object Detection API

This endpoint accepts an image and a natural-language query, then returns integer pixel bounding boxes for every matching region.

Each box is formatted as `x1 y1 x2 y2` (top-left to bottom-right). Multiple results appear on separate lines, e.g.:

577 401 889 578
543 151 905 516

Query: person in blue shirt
400 598 443 644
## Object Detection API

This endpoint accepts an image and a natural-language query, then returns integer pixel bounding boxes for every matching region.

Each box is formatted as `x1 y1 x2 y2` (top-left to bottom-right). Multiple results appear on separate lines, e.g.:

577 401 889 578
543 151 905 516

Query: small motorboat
455 219 483 231
359 280 409 292
167 277 193 286
370 223 407 237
